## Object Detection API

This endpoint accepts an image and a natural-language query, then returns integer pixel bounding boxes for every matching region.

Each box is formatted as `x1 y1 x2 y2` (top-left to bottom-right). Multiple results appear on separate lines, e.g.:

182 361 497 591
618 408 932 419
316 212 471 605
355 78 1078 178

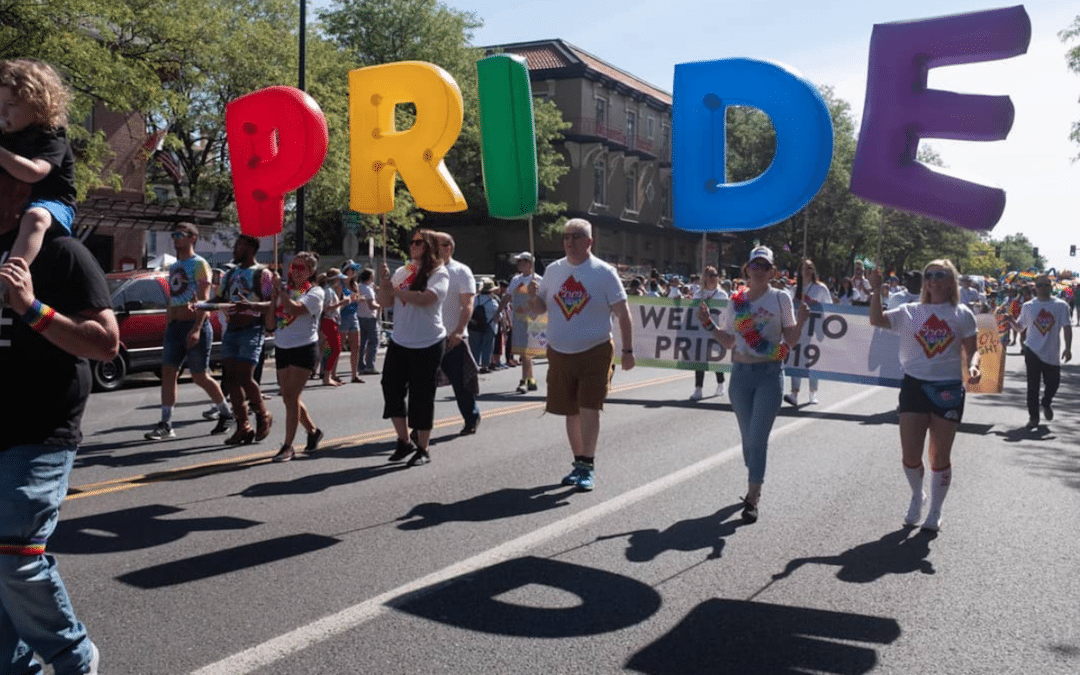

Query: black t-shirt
0 125 77 208
0 230 111 450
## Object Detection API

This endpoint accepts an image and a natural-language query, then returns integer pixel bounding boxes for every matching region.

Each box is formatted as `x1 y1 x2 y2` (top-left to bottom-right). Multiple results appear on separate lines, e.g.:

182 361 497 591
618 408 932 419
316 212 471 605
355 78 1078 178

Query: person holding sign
784 258 832 406
697 246 809 523
690 266 728 401
869 260 980 532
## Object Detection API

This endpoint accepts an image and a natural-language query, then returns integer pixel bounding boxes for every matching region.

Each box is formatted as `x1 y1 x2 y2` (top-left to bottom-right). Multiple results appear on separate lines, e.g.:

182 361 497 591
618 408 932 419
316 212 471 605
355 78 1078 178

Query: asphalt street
58 345 1080 674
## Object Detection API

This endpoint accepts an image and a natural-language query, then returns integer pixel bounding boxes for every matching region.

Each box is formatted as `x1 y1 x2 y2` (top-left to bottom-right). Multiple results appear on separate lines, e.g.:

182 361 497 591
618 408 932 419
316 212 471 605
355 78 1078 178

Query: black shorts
898 374 965 423
275 343 319 371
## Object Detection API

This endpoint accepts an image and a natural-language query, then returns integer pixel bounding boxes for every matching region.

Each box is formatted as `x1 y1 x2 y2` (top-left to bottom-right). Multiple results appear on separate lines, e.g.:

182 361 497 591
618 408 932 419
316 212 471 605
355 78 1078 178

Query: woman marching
869 260 980 531
697 246 809 522
784 258 833 406
270 251 325 462
378 228 450 467
339 264 364 383
690 265 728 400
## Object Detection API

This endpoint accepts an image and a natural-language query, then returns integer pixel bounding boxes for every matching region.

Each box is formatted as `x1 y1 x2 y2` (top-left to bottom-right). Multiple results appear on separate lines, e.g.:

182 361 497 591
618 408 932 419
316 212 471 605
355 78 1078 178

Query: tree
1060 14 1080 160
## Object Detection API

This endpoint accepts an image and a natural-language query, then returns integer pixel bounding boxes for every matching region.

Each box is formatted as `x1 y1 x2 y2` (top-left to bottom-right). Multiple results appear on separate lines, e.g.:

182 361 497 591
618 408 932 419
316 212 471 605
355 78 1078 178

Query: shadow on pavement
238 462 405 498
397 484 576 530
770 526 937 584
597 502 747 562
626 598 900 674
50 504 260 554
116 533 339 588
394 555 661 637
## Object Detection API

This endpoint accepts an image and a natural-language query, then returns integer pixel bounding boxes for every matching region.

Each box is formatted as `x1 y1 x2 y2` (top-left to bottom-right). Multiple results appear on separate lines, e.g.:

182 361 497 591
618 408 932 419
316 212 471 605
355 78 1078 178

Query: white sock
216 401 231 416
923 467 951 530
161 405 173 425
903 464 925 525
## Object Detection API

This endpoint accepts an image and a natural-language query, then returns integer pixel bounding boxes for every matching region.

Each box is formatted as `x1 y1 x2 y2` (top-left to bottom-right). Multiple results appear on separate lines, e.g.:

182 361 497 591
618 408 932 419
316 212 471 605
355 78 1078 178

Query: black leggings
694 370 726 387
381 338 446 431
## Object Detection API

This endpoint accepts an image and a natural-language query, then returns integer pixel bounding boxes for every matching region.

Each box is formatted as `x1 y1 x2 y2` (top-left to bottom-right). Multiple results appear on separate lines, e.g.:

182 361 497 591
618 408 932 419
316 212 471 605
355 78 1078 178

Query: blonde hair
0 59 72 129
919 259 960 305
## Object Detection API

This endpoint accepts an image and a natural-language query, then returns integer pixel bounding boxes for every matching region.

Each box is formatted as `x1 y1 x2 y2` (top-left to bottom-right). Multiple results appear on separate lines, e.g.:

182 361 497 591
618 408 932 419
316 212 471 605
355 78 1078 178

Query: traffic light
1032 247 1039 258
1071 245 1076 257
995 246 1002 258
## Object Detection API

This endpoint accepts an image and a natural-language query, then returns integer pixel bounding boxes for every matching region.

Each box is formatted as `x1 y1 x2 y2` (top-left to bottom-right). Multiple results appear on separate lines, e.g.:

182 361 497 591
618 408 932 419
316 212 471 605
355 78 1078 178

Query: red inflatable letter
226 86 329 237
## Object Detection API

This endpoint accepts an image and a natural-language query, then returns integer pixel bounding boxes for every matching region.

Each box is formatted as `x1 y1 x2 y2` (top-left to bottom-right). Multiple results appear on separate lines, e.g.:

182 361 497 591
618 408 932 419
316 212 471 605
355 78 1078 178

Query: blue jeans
358 317 379 372
441 341 479 426
728 361 784 485
0 445 93 675
469 330 495 368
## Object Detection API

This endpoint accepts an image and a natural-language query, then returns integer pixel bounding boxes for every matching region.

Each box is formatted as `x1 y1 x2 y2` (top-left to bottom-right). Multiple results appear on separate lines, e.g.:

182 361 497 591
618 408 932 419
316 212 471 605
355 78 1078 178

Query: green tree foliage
1060 14 1080 160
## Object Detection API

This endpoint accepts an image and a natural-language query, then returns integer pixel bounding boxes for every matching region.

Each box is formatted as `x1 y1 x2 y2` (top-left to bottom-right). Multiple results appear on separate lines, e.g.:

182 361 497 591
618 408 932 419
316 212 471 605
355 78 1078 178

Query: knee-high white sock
923 467 951 531
903 464 925 525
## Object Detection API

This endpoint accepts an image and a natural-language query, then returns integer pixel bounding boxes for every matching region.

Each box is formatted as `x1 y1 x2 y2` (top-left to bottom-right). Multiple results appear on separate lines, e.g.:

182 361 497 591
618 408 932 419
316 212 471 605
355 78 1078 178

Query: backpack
468 301 490 333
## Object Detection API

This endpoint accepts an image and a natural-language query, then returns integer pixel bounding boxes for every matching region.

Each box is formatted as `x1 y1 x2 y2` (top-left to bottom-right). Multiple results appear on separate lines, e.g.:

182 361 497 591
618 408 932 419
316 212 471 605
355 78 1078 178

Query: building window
593 156 607 205
626 110 636 147
595 97 607 134
662 123 670 150
661 184 671 220
647 116 655 140
625 165 638 212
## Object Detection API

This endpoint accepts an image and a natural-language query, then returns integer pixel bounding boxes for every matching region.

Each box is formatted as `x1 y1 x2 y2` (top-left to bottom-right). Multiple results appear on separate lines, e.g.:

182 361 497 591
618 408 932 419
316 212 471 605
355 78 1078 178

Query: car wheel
92 354 127 392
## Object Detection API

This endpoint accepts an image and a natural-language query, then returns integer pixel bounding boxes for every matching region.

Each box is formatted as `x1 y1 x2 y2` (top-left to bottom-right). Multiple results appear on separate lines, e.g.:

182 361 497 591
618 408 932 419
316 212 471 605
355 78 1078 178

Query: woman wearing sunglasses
869 259 980 531
378 228 450 466
269 251 325 462
697 246 809 523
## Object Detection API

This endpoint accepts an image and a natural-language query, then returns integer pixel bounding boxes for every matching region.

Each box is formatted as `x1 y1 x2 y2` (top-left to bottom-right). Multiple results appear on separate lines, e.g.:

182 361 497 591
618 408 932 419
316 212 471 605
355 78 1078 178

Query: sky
440 0 1079 273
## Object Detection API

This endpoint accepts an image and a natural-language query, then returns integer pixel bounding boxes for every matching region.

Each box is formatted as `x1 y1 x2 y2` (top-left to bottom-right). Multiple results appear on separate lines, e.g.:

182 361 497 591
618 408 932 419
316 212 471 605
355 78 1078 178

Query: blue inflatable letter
673 59 833 232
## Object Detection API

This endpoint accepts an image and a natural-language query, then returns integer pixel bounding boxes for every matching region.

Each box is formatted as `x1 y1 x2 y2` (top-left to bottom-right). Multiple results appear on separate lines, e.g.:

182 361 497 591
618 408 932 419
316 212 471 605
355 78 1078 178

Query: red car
92 269 272 391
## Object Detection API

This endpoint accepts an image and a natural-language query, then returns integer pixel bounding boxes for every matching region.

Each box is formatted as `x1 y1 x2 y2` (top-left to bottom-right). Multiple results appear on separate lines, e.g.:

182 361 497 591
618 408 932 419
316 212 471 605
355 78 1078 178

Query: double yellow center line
67 372 688 501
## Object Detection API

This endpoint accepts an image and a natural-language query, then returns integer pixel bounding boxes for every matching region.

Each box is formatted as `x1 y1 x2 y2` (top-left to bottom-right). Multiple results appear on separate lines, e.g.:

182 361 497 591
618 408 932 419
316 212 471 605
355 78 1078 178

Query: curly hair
0 59 72 129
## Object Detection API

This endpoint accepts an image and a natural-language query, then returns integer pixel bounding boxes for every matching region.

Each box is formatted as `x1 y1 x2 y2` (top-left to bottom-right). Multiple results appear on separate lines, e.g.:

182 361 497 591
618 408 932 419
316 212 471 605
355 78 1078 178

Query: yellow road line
66 372 688 501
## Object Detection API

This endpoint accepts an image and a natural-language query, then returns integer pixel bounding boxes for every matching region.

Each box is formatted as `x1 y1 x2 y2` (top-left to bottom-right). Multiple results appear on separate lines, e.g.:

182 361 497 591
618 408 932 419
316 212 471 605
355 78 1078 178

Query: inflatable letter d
349 61 467 214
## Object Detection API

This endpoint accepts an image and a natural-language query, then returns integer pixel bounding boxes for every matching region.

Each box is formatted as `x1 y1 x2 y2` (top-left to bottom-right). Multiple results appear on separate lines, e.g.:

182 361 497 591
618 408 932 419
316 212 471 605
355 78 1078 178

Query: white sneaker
715 383 725 397
808 391 819 404
904 492 926 526
202 406 221 420
87 642 100 675
922 508 943 532
690 387 704 401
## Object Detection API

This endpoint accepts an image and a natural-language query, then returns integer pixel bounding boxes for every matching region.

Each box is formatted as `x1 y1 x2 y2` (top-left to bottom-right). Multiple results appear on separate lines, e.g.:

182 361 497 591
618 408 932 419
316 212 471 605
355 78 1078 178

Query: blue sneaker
561 462 581 486
576 464 595 491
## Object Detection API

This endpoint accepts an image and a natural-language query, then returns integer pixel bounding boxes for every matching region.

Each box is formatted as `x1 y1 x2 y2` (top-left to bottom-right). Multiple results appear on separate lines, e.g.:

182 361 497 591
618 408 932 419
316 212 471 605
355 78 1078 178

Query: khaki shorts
545 340 615 415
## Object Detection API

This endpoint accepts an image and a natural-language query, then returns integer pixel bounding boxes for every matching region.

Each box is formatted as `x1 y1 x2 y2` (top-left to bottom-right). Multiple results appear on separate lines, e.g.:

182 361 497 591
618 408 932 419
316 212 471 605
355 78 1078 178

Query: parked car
91 269 273 392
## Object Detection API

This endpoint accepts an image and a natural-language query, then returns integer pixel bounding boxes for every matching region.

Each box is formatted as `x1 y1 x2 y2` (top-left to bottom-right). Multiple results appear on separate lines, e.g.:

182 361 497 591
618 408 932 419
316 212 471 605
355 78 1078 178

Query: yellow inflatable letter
349 61 467 213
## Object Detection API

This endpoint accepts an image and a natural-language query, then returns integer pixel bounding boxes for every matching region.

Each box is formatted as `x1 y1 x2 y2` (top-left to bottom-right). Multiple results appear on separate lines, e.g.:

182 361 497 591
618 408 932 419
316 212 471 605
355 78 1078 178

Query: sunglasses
925 271 953 280
748 261 773 271
170 231 190 239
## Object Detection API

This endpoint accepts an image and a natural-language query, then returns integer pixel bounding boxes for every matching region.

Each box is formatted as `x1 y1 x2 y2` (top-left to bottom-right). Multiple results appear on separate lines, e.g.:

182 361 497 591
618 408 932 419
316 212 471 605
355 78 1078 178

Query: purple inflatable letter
850 5 1030 231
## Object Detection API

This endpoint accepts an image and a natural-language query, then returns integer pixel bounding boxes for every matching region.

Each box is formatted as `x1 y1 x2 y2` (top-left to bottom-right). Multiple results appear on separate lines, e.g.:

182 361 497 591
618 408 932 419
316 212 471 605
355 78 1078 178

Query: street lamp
295 0 307 253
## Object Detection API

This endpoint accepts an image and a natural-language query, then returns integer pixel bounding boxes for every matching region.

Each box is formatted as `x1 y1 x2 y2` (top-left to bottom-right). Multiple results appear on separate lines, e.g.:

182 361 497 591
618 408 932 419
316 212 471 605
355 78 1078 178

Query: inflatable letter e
850 5 1031 231
349 62 467 214
226 86 329 237
673 58 833 232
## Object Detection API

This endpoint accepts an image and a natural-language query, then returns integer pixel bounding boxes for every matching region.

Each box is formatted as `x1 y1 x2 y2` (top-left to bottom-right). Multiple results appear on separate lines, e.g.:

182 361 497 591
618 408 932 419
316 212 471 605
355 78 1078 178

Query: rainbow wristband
21 299 56 333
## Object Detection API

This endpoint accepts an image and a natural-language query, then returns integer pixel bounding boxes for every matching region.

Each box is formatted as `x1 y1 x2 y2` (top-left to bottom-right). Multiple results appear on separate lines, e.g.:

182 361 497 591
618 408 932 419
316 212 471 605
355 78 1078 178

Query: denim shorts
222 324 264 364
162 320 212 373
28 199 74 234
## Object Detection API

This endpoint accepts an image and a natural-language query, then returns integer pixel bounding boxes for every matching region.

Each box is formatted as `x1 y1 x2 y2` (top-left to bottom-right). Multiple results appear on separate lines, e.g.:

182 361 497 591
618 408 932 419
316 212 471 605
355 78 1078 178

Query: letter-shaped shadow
49 504 260 554
627 598 900 674
117 533 339 589
598 502 746 561
397 485 574 530
395 556 661 637
772 527 936 584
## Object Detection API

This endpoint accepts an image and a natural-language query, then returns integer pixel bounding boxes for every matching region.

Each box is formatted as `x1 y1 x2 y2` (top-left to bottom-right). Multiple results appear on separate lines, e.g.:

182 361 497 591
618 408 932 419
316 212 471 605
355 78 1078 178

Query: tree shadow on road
769 526 937 585
596 502 748 562
397 484 576 530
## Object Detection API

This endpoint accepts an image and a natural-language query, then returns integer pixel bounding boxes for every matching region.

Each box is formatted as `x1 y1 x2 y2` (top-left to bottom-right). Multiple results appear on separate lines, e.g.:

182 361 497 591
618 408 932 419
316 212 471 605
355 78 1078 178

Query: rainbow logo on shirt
915 314 955 359
554 275 590 321
1034 308 1055 336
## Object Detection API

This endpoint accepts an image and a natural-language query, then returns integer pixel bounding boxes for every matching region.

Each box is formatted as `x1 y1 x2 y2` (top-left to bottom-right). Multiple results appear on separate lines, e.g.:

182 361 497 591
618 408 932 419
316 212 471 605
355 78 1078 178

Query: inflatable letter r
349 61 467 214
226 86 329 237
850 5 1031 231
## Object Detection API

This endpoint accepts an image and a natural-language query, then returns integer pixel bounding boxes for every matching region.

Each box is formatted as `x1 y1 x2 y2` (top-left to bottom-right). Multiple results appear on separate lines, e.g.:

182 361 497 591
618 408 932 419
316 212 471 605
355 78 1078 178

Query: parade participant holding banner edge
696 246 809 522
869 260 980 532
690 266 728 401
